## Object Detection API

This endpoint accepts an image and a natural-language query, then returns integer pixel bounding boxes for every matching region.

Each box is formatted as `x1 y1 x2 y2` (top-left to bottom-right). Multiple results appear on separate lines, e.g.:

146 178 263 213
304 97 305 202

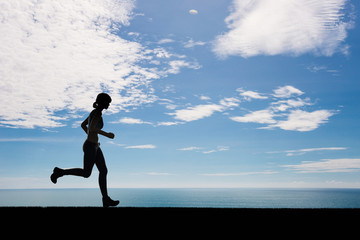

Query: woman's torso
86 109 103 143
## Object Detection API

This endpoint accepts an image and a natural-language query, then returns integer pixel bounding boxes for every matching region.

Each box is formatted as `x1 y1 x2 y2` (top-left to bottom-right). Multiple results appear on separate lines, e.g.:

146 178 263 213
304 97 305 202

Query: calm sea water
1 188 360 208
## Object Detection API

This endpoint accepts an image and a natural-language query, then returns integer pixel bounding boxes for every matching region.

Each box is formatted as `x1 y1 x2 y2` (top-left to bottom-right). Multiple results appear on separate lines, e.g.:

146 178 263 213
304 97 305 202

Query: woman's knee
100 167 108 176
83 170 92 178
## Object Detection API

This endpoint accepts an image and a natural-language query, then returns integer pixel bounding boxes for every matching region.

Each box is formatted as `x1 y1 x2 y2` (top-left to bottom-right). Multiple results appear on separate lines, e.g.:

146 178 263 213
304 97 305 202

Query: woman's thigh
95 147 107 173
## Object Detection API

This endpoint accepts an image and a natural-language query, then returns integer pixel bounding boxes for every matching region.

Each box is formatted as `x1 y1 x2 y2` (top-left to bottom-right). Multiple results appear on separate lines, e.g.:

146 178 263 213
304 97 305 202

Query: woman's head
93 93 112 109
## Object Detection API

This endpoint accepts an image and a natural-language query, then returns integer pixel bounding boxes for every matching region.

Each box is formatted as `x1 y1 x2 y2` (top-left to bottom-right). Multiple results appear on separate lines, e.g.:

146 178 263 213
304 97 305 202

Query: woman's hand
106 132 115 139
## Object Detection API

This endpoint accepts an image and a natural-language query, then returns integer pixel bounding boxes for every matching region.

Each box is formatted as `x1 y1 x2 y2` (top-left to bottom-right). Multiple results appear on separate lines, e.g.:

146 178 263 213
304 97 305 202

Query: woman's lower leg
98 171 108 198
62 168 87 177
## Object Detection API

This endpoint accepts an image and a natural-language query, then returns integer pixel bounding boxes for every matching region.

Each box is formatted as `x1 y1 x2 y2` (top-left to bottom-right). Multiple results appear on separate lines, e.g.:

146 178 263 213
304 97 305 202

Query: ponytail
93 102 98 108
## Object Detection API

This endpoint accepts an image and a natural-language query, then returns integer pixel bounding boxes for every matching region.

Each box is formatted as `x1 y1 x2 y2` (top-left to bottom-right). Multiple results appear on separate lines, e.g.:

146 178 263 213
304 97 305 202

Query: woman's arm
81 117 89 134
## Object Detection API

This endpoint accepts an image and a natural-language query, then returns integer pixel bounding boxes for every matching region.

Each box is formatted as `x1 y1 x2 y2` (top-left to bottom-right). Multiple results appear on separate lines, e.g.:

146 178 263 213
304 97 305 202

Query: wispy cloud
270 98 312 112
0 0 198 129
267 109 336 132
272 86 304 98
163 60 201 75
178 146 229 154
199 95 211 101
108 141 156 149
282 158 360 173
213 0 354 58
230 85 336 131
183 38 206 48
112 117 152 125
306 64 328 73
125 144 157 149
169 97 240 122
267 147 348 156
170 104 224 122
156 121 184 126
158 38 175 44
237 88 268 101
230 109 277 124
178 146 203 151
163 85 334 132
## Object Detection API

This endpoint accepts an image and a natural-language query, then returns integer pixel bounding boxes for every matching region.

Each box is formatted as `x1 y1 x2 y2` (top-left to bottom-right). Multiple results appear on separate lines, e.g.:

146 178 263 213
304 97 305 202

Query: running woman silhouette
51 93 119 207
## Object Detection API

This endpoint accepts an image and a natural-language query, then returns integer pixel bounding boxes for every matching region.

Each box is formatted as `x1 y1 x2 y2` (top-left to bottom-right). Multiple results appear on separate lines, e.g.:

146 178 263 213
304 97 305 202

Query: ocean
1 188 360 208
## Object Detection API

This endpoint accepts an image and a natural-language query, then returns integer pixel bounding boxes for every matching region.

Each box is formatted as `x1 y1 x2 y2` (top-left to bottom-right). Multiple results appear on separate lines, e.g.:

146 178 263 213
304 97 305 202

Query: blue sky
1 0 360 188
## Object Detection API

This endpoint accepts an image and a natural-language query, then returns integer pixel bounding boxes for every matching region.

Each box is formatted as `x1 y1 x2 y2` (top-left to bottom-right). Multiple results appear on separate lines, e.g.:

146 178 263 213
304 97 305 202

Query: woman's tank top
89 110 103 130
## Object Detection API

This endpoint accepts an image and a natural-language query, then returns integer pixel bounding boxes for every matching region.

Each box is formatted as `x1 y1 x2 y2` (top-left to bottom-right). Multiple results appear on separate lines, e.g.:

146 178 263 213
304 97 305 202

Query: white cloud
268 109 336 132
158 38 175 44
178 145 229 154
202 146 230 154
230 86 337 131
152 47 173 58
267 147 347 156
217 146 230 152
189 9 198 15
108 141 156 149
282 158 360 173
271 98 311 112
237 89 268 101
112 116 186 127
306 64 328 73
169 97 240 122
164 60 201 75
272 86 304 98
199 95 211 101
213 0 353 58
169 104 224 122
178 146 202 151
202 150 217 154
0 0 197 129
166 85 334 132
219 97 240 108
125 144 157 149
157 121 183 126
112 117 152 125
230 109 277 124
184 39 206 48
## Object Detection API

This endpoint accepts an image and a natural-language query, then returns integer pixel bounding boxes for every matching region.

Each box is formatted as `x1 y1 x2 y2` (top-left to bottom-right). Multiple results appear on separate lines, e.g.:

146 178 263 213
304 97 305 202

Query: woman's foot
102 196 120 208
50 167 63 184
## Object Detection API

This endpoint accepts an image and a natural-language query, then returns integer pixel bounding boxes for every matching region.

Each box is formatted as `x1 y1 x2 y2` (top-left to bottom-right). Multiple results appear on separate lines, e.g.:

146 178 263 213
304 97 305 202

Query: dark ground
1 207 359 236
